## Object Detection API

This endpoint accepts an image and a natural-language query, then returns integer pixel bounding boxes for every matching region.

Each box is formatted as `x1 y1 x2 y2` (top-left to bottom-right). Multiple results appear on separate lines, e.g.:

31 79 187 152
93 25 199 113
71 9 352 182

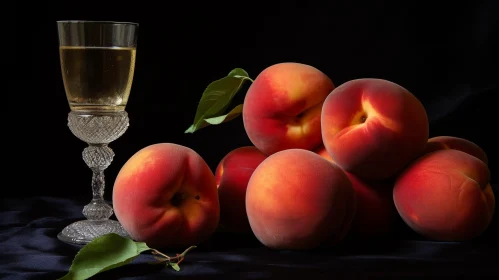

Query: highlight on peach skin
393 149 495 241
321 78 429 180
423 135 488 164
316 146 396 238
215 146 267 233
112 143 220 248
243 62 335 156
245 148 356 250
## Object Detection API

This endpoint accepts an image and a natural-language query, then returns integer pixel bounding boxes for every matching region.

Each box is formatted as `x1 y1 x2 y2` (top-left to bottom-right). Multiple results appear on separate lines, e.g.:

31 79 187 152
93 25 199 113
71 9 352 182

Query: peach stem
150 245 197 265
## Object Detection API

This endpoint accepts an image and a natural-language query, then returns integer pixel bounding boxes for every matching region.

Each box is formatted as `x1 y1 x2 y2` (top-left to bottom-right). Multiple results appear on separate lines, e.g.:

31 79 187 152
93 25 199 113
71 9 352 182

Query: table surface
2 185 498 279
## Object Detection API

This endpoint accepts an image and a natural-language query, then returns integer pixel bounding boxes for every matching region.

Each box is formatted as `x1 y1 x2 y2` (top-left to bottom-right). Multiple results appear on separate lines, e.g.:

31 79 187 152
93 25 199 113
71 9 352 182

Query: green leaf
185 68 252 133
58 233 151 280
169 263 181 271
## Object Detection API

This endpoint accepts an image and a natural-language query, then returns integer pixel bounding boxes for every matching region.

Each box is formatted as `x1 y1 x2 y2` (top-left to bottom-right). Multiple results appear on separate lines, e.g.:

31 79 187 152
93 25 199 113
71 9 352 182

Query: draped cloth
2 185 498 279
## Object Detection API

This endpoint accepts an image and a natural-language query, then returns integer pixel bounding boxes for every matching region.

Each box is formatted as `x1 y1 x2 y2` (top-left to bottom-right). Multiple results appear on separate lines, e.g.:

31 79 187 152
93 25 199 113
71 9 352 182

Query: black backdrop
15 1 497 201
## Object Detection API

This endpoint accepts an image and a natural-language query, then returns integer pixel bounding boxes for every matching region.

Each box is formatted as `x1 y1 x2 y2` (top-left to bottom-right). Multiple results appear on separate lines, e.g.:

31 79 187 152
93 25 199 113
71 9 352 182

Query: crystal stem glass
56 20 138 245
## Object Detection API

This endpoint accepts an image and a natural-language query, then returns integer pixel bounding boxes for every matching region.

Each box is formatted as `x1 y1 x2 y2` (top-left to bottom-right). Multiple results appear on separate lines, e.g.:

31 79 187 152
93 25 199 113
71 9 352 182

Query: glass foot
57 219 131 245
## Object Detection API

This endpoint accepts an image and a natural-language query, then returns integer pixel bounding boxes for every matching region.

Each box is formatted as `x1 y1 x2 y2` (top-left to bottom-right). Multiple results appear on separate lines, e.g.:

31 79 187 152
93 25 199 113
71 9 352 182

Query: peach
321 78 429 180
393 149 495 241
246 149 356 250
112 143 220 248
242 62 335 155
215 146 267 233
423 136 488 164
316 146 396 238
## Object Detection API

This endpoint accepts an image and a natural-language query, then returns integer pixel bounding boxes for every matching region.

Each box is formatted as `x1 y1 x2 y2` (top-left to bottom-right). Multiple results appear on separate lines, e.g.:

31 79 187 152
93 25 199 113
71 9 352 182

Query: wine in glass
56 20 138 245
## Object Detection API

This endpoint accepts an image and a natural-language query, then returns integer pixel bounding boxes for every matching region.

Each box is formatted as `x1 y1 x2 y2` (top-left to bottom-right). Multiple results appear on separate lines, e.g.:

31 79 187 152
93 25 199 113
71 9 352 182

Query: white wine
60 46 136 112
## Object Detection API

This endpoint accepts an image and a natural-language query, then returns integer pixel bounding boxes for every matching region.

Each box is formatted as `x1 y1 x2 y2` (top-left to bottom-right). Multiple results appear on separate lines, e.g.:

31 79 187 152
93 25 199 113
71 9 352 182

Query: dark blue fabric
2 185 498 279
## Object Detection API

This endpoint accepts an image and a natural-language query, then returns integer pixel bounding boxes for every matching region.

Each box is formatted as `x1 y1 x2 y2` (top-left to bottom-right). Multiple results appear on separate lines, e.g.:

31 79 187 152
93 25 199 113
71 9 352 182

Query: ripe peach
393 149 495 241
215 146 267 233
423 136 488 164
246 149 356 250
316 146 396 238
112 143 220 248
321 78 429 180
242 62 335 155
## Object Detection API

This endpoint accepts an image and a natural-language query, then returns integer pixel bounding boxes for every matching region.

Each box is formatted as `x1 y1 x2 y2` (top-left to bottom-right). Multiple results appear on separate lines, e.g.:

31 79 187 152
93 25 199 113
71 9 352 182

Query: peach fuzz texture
112 143 220 248
316 146 396 238
393 149 495 241
423 135 488 164
215 146 267 232
242 62 335 156
245 148 356 250
321 78 429 180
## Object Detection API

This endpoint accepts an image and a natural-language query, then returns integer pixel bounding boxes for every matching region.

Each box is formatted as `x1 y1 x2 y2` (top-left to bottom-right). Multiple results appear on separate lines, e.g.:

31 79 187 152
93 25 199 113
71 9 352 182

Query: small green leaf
185 68 252 133
170 263 181 271
58 233 150 280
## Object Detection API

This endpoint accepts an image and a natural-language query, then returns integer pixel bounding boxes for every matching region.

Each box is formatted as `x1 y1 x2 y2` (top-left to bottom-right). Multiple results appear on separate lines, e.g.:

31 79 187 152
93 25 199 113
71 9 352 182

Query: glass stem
82 144 115 221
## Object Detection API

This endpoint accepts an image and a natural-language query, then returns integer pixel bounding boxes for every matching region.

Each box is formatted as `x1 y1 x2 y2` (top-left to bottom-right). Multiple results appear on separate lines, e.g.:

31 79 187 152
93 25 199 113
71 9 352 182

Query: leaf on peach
185 68 252 133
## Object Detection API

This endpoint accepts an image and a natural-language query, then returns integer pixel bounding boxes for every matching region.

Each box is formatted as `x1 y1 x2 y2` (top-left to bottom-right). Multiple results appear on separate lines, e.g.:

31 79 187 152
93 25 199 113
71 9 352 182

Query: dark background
14 1 497 201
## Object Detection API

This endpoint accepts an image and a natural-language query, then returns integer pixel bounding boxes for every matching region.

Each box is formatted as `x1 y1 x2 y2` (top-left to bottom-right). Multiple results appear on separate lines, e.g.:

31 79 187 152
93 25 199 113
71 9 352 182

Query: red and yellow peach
215 146 267 233
316 146 396 238
112 143 220 248
321 78 429 180
393 149 495 241
243 62 335 155
423 135 488 164
245 148 356 250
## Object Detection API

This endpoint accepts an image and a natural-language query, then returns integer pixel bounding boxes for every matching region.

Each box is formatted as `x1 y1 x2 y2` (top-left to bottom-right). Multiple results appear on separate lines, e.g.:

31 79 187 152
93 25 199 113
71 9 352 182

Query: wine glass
56 20 138 245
